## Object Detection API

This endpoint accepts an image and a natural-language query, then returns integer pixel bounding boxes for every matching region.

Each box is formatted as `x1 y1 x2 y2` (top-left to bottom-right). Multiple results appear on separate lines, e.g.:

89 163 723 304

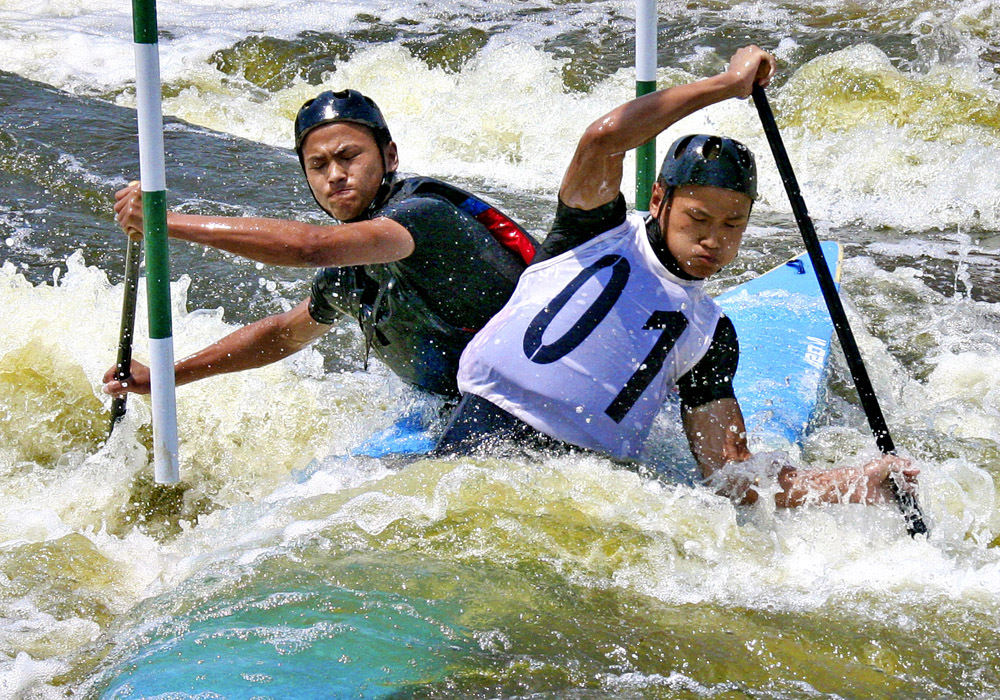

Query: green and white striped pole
132 0 180 484
635 0 658 214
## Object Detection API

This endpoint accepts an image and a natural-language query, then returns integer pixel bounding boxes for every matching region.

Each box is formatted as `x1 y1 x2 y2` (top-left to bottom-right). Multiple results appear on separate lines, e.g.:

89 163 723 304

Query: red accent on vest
474 208 536 265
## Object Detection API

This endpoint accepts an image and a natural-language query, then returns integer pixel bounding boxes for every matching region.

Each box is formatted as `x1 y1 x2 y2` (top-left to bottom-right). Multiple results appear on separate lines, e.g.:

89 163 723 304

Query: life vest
355 176 536 396
388 177 536 266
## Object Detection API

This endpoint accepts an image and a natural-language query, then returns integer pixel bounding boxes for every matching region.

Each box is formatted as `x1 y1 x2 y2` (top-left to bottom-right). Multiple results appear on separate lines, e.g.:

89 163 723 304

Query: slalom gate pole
132 0 180 484
751 84 927 536
635 0 657 214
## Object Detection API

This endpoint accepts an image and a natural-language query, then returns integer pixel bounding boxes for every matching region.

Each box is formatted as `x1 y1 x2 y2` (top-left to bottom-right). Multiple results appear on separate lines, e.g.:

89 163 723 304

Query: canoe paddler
437 46 918 508
105 89 537 400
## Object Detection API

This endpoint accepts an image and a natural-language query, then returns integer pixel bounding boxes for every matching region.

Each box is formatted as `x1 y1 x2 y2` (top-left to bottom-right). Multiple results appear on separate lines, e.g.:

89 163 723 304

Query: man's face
300 122 398 221
651 183 752 279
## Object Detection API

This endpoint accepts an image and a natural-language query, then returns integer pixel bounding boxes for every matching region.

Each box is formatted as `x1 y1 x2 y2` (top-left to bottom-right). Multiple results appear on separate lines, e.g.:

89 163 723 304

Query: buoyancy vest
457 212 723 458
346 176 535 396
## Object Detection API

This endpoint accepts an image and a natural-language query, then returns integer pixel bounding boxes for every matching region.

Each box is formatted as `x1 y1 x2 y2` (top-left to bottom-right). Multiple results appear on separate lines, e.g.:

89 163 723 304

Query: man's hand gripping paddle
751 84 928 537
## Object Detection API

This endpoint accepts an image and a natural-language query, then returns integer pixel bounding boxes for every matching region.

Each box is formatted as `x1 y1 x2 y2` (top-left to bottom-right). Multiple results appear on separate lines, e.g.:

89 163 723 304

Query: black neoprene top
308 174 532 396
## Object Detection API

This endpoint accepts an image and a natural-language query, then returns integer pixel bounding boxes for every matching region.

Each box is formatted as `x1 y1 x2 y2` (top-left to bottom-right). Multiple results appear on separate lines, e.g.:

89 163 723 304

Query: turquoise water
2 0 1000 697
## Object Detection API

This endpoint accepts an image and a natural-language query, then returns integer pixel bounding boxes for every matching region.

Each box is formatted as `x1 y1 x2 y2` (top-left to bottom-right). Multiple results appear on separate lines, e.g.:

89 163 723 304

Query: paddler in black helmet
440 45 919 510
106 89 536 399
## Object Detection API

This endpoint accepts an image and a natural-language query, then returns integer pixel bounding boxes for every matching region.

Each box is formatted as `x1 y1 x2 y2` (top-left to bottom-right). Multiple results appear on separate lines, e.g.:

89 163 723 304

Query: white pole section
635 0 658 215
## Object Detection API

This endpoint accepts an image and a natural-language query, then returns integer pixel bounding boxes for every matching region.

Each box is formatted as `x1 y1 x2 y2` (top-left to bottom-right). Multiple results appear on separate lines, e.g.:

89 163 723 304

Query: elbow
579 120 620 157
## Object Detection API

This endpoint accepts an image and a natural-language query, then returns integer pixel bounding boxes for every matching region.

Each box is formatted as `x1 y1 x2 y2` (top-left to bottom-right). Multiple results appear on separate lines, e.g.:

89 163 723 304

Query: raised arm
103 298 332 395
113 182 414 268
559 45 776 211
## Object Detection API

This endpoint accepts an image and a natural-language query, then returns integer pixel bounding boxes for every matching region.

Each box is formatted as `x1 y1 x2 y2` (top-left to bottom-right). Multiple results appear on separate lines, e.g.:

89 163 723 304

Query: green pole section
142 191 172 338
131 0 157 44
132 0 180 484
635 0 657 213
635 80 657 213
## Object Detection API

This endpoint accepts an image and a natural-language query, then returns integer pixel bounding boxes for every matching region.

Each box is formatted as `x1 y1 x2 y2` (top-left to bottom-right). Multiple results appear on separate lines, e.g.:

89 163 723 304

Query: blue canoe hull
718 241 842 449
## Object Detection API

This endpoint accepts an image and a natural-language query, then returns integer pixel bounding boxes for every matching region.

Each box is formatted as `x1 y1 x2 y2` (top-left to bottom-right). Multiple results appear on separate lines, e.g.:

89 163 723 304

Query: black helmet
294 89 392 153
658 134 757 201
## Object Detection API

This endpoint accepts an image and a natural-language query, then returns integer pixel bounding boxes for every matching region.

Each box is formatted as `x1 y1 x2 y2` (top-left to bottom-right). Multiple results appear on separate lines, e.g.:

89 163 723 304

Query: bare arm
683 397 752 481
103 298 332 395
113 182 414 267
560 45 776 210
683 398 920 507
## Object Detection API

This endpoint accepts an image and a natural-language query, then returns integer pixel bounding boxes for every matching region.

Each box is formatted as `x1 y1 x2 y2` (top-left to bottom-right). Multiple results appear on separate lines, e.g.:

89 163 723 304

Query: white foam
0 652 67 700
5 3 1000 230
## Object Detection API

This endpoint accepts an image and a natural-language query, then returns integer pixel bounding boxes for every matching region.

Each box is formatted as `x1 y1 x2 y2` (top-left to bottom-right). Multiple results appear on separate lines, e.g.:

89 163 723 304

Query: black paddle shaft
109 234 142 433
751 84 928 536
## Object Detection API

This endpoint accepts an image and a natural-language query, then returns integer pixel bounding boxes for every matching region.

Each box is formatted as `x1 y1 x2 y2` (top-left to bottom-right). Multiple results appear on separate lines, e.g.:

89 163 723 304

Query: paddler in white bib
441 45 919 509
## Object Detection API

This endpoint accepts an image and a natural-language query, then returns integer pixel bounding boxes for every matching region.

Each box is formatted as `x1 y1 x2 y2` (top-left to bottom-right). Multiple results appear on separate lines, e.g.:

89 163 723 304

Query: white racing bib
458 213 723 458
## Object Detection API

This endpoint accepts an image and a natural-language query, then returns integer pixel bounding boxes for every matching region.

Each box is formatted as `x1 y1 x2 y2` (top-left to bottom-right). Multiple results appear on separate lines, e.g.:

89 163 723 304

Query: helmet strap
363 170 395 220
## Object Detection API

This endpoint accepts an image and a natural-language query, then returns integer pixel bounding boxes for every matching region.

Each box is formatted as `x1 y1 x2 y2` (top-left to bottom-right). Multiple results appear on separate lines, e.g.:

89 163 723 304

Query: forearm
685 398 751 474
587 73 743 157
710 454 917 509
167 212 332 267
173 311 324 386
709 464 866 507
774 465 876 508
